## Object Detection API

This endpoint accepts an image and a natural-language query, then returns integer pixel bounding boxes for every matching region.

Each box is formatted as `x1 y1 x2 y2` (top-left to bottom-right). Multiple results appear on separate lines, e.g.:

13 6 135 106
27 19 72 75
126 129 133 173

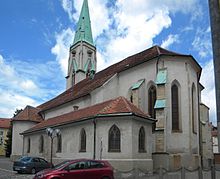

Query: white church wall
11 121 37 161
96 116 153 171
117 58 157 113
43 95 91 120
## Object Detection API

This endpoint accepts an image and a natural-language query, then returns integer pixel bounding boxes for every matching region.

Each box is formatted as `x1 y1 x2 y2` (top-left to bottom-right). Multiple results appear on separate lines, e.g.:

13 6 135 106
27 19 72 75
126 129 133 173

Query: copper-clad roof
23 96 154 134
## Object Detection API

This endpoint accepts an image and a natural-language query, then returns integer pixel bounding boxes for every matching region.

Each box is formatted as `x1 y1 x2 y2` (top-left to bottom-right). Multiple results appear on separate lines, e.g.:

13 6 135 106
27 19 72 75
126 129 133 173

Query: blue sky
0 0 216 124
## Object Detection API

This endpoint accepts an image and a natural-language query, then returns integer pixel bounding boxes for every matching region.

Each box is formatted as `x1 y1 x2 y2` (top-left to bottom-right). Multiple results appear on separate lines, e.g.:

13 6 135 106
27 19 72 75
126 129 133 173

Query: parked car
13 156 52 174
33 159 114 179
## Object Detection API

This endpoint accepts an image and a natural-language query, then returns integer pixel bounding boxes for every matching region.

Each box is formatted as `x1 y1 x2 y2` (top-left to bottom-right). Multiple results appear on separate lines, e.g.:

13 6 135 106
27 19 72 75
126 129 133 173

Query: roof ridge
121 97 132 112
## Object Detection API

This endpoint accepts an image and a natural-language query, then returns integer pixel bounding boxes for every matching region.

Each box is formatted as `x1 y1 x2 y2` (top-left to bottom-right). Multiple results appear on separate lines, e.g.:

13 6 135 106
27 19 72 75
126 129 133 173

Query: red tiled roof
23 96 154 134
0 118 11 129
12 106 43 123
38 45 197 112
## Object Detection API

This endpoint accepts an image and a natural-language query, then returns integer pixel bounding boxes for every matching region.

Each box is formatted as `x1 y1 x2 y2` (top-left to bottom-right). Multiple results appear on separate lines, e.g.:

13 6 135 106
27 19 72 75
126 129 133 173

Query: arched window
108 125 120 152
27 138 30 153
80 128 86 152
139 127 146 152
148 85 156 119
39 135 44 153
57 135 62 153
192 84 197 133
172 84 180 131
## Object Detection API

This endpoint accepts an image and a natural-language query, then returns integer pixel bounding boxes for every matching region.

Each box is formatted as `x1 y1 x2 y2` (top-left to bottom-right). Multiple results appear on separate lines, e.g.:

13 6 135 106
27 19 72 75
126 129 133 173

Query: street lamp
46 127 61 165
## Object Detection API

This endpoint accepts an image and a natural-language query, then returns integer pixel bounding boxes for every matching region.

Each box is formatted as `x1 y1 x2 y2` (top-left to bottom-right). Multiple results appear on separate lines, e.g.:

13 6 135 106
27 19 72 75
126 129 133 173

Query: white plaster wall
24 116 153 170
11 121 37 160
163 56 200 154
44 96 91 120
24 120 94 163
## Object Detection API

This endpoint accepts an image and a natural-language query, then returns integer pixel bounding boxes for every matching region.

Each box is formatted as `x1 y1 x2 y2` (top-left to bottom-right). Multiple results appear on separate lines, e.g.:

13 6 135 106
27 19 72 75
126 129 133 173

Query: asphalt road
0 157 34 179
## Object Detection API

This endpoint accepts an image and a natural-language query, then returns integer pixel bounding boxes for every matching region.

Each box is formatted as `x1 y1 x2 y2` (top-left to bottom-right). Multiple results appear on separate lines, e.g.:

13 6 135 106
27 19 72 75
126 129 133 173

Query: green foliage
4 126 12 157
13 109 23 117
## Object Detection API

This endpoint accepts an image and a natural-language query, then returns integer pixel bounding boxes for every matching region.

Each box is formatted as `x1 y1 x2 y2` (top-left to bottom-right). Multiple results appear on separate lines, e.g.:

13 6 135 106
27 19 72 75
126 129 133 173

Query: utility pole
208 0 220 152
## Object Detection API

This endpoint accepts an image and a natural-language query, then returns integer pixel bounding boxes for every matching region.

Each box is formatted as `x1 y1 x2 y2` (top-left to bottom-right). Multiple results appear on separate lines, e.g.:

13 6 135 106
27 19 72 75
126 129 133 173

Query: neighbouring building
212 126 219 154
9 0 212 171
0 118 11 156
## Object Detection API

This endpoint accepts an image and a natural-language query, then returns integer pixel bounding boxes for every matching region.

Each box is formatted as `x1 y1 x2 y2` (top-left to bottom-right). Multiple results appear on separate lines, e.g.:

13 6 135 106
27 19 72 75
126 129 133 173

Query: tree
4 108 23 157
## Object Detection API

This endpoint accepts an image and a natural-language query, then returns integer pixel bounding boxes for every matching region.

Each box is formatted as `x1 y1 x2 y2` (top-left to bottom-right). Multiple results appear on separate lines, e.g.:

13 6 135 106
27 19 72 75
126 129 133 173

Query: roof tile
38 45 188 112
13 106 43 123
23 96 152 134
0 118 11 129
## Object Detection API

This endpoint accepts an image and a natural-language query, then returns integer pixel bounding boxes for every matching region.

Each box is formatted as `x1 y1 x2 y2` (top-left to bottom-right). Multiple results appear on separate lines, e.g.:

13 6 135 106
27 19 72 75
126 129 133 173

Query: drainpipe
197 72 203 168
93 118 96 159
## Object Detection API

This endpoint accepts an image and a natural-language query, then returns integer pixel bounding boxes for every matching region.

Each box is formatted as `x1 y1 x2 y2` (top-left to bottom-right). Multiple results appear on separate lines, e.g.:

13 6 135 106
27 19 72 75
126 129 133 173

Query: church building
11 0 212 171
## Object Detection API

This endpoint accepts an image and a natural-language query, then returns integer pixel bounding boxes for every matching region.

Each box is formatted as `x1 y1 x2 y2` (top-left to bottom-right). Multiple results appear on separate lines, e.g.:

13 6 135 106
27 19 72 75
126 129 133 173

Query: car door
32 158 41 172
62 161 86 179
84 160 105 179
38 158 49 170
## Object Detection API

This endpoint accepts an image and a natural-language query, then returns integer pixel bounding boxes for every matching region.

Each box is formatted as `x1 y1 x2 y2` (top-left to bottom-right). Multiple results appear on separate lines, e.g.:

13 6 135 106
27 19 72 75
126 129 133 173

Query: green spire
73 0 94 46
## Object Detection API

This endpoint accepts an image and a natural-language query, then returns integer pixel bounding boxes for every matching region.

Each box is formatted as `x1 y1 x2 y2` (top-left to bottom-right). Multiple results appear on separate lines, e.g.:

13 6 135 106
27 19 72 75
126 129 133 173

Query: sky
0 0 216 125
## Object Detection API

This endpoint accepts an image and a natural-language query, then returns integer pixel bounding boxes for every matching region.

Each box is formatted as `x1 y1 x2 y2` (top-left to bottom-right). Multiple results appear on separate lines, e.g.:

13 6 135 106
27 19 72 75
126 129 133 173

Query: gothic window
39 135 44 153
27 138 30 153
172 84 180 131
148 85 156 119
80 128 86 152
57 135 62 153
192 84 197 133
139 127 146 152
108 125 121 152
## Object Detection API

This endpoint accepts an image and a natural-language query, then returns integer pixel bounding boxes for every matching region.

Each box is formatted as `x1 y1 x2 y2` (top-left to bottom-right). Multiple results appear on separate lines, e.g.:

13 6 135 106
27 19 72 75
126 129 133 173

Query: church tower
66 0 96 89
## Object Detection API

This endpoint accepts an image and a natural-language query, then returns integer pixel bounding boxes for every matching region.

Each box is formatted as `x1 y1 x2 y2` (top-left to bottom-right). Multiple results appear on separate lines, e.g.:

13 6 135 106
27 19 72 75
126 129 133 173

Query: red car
33 159 114 179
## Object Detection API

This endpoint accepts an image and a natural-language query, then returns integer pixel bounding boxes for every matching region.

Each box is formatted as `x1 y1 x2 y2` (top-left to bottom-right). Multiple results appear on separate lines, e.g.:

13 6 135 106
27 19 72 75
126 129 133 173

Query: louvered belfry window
148 86 156 119
139 127 146 152
80 128 86 152
172 84 179 131
108 125 120 152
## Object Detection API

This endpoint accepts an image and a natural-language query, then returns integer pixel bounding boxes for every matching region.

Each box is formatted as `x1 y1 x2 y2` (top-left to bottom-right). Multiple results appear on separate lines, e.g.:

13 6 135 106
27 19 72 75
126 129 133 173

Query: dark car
13 156 52 174
33 159 114 179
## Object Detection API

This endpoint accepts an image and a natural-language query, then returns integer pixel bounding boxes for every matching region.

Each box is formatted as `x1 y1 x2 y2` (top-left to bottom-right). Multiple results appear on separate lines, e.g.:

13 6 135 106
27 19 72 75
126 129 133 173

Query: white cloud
51 28 74 75
200 60 217 125
161 34 179 49
55 0 202 72
61 0 75 22
192 27 212 59
0 54 64 118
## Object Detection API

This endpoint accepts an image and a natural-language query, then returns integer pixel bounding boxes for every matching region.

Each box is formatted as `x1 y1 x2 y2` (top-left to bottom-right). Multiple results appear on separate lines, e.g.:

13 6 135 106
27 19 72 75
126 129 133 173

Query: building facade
10 0 212 171
0 118 11 156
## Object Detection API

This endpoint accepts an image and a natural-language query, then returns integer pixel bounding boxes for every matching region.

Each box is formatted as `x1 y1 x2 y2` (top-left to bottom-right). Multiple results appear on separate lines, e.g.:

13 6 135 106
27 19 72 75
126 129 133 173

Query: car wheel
31 168 36 174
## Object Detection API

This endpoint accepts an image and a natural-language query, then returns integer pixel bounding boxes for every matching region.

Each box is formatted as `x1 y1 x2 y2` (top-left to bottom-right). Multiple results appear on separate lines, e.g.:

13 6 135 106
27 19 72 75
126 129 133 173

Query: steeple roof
73 0 94 46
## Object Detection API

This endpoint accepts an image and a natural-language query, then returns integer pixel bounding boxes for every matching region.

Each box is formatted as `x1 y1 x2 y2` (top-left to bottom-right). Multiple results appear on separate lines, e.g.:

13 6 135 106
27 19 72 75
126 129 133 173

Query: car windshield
53 161 71 170
19 157 31 162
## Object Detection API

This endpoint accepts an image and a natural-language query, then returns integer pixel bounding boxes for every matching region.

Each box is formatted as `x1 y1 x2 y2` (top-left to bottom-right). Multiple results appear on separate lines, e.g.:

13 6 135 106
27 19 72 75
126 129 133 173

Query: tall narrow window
57 135 62 153
139 127 146 152
172 84 179 131
39 135 44 153
27 138 30 153
108 125 120 152
80 128 86 152
192 84 197 133
148 85 156 119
